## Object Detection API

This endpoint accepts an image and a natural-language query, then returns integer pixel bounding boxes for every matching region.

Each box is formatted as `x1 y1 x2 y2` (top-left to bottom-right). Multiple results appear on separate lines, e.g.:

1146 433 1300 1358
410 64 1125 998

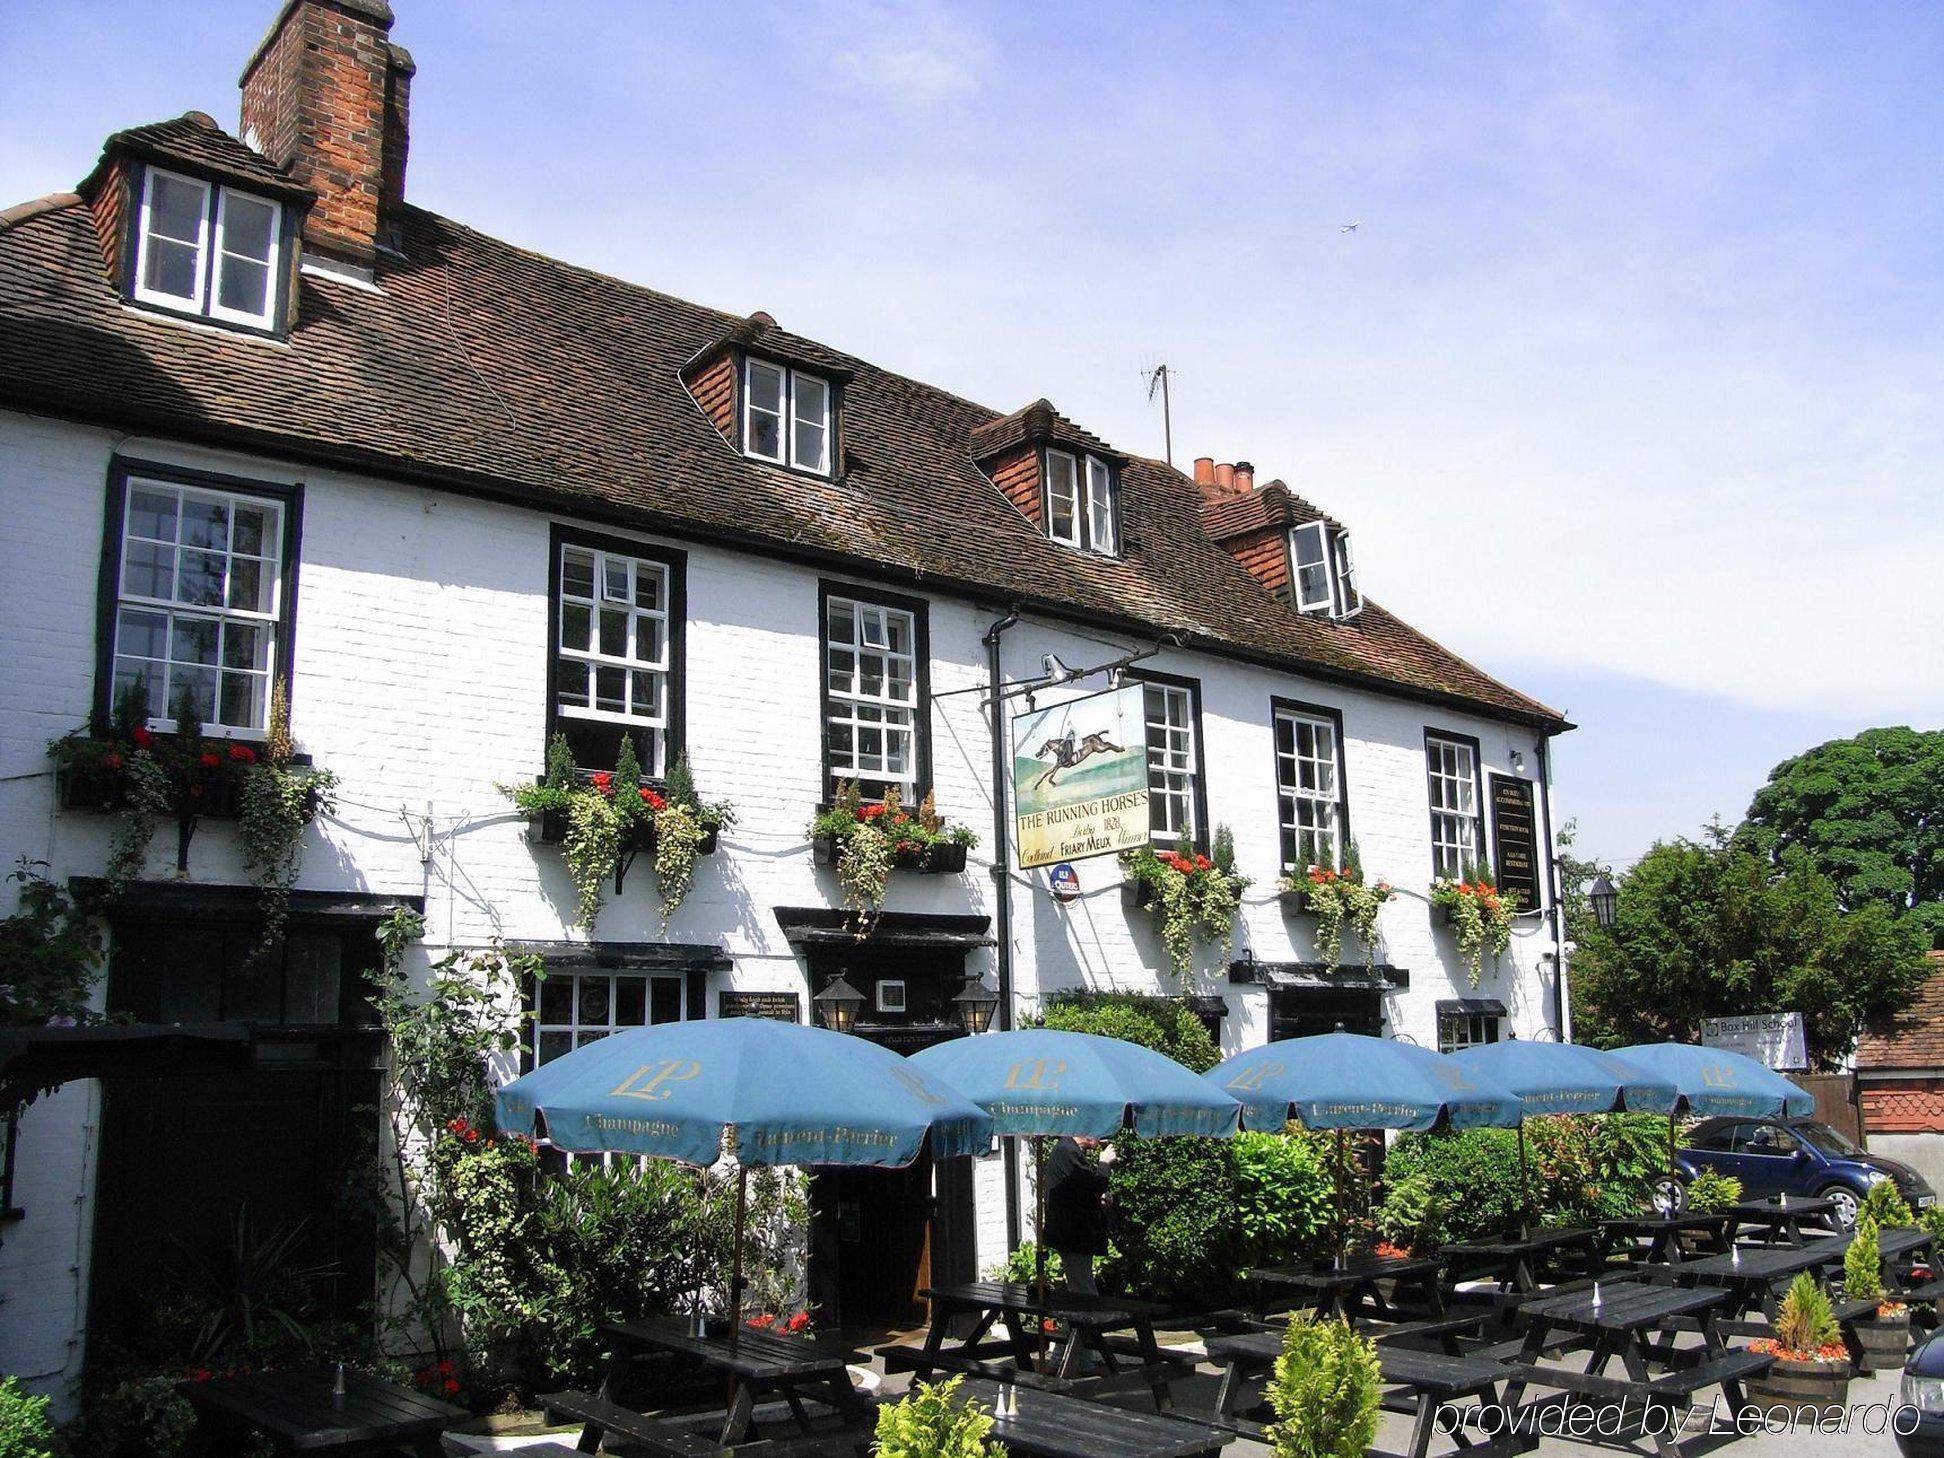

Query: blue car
1674 1114 1935 1228
1900 1331 1944 1456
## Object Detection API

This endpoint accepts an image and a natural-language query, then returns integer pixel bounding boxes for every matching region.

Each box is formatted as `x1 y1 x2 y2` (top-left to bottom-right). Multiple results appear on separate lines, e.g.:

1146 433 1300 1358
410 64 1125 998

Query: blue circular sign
1048 862 1082 902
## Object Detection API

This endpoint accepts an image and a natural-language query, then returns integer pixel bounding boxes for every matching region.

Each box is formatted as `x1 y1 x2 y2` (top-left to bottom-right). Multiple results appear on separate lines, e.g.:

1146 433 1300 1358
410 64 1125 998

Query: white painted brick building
0 0 1572 1402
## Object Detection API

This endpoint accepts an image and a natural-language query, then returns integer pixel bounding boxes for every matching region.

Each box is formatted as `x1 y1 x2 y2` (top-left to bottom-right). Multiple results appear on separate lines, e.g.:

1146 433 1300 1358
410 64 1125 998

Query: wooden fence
1795 1072 1862 1144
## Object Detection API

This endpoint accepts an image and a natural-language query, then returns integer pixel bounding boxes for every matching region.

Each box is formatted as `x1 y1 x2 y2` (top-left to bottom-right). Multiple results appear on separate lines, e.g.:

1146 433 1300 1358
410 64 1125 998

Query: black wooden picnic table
1245 1252 1447 1322
1725 1195 1839 1247
1673 1235 1851 1320
895 1282 1188 1410
179 1365 463 1456
953 1376 1229 1458
1601 1211 1734 1269
1877 1225 1938 1294
1441 1226 1602 1294
1497 1280 1771 1458
548 1314 870 1452
1204 1328 1529 1458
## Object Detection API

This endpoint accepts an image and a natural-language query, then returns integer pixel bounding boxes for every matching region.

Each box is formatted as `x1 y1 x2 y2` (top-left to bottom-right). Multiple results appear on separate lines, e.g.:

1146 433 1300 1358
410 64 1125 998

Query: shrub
1232 1132 1335 1269
1844 1215 1885 1305
1768 1273 1843 1362
873 1375 1004 1458
1861 1179 1915 1229
1684 1169 1743 1214
1040 991 1220 1073
59 1374 196 1458
1266 1315 1381 1458
1380 1129 1525 1245
0 1378 55 1458
1373 1173 1445 1256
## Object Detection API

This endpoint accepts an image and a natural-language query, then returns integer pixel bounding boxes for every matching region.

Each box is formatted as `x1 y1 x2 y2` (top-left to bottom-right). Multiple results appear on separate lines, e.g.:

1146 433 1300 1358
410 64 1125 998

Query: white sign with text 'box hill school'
1702 1012 1809 1072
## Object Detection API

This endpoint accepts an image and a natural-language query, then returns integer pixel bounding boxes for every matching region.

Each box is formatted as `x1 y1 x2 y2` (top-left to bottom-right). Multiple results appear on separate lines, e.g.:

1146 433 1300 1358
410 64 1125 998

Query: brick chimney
240 0 413 268
1234 461 1255 492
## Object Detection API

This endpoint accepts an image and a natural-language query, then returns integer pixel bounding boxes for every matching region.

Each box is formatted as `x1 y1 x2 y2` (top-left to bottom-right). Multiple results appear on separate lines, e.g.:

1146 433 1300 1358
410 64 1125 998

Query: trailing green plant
504 736 733 931
873 1374 1004 1458
0 1377 55 1458
809 783 976 933
1266 1314 1382 1458
1761 1272 1844 1362
1682 1168 1743 1214
1861 1178 1915 1228
0 859 104 1031
239 682 337 961
1120 834 1248 979
1428 864 1517 986
1280 840 1395 969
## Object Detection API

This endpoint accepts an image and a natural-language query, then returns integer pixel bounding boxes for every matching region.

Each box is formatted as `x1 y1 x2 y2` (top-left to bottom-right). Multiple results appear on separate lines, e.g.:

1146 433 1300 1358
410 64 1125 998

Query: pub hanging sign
1487 774 1542 912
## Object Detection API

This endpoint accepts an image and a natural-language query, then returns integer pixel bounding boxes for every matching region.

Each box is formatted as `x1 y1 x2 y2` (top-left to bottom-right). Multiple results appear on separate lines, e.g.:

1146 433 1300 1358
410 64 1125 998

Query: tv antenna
1144 363 1174 467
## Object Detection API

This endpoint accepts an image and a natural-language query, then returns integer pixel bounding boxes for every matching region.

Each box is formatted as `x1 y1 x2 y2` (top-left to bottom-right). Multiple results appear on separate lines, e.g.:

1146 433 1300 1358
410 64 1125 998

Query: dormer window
744 359 832 474
1045 449 1119 556
1291 521 1363 620
133 167 283 330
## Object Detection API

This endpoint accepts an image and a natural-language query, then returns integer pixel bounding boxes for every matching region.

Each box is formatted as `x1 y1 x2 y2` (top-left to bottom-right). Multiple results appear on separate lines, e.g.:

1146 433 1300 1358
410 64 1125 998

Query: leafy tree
1568 836 1930 1066
1736 727 1944 948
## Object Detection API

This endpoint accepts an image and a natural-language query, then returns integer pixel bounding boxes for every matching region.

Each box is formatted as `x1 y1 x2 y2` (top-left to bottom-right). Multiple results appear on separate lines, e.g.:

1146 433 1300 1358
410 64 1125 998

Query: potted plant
1121 825 1248 980
47 682 333 896
1861 1178 1916 1229
503 735 733 931
1277 840 1394 969
1682 1168 1742 1214
808 783 977 931
1843 1215 1910 1372
1427 865 1517 987
1748 1272 1852 1420
1265 1313 1381 1458
872 1374 1004 1458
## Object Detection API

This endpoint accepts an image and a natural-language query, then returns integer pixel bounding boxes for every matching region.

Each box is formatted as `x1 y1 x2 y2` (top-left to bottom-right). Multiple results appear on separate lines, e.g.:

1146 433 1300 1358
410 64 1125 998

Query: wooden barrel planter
1853 1311 1910 1373
1745 1357 1850 1421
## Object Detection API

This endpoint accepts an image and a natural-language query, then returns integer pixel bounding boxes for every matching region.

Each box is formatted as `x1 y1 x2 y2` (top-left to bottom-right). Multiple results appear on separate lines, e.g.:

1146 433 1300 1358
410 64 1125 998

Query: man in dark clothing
1041 1134 1116 1295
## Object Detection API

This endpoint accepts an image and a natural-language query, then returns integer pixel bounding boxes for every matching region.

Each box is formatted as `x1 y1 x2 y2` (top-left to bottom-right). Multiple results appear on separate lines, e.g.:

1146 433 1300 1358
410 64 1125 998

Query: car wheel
1822 1186 1860 1228
1653 1175 1687 1215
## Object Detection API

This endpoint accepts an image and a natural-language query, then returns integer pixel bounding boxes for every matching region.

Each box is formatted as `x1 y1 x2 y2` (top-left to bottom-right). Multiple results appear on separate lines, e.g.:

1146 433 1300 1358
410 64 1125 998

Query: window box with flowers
47 685 335 934
1427 867 1517 987
808 782 977 930
1277 843 1395 969
1120 827 1248 981
503 734 734 933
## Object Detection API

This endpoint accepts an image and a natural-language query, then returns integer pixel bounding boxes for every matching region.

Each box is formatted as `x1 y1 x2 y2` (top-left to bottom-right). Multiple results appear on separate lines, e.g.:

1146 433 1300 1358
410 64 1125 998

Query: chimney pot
1234 461 1255 492
1214 462 1236 490
1193 456 1216 486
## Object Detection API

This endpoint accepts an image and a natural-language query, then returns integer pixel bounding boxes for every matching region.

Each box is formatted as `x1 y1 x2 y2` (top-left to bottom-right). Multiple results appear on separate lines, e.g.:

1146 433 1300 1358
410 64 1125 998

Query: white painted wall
0 409 1566 1395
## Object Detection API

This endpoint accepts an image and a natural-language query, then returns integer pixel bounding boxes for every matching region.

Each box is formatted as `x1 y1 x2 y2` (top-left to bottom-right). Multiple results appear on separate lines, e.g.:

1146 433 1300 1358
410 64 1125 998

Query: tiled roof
968 399 1121 464
0 132 1563 727
1201 480 1343 540
1856 952 1944 1070
83 112 312 201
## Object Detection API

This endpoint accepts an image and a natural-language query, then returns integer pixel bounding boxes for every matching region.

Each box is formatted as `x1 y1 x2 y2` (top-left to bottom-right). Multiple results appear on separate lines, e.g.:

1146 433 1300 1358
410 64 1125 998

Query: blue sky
3 2 1939 869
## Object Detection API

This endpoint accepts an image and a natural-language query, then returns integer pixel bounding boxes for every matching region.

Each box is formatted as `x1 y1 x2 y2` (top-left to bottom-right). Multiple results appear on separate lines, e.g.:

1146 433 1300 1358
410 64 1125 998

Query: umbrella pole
1033 1135 1049 1374
1334 1128 1347 1262
1666 1110 1677 1209
1518 1121 1532 1236
729 1162 748 1333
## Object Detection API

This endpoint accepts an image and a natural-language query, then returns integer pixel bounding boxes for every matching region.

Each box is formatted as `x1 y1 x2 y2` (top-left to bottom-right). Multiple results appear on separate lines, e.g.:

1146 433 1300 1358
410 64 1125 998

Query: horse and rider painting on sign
1010 684 1151 870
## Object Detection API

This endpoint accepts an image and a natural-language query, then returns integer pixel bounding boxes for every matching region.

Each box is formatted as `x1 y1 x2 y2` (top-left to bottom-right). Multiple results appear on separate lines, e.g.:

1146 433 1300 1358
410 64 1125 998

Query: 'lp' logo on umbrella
1225 1061 1285 1093
611 1060 702 1100
1004 1059 1067 1092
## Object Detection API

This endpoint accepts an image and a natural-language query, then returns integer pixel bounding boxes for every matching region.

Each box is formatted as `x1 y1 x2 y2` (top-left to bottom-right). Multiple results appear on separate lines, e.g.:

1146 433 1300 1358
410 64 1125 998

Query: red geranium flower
103 751 123 770
443 1378 461 1394
228 744 257 763
861 803 887 820
747 1313 776 1329
200 751 222 768
131 727 154 749
640 788 667 811
785 1311 810 1332
436 1360 455 1376
590 771 614 795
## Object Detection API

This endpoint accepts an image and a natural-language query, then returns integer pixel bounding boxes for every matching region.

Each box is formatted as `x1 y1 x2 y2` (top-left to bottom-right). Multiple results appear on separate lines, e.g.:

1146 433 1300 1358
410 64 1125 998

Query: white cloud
802 0 989 110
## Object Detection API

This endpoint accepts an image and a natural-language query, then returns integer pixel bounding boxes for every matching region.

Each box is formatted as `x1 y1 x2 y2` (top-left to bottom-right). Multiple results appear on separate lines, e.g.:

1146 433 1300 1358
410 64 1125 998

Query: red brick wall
688 354 737 442
241 0 400 264
1228 525 1290 597
1862 1078 1944 1134
989 445 1041 526
86 157 133 288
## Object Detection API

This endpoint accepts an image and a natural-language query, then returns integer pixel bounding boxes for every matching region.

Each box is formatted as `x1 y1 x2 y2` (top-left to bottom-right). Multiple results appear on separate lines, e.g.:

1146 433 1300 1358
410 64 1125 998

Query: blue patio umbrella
496 1017 992 1321
1448 1039 1681 1226
1613 1041 1816 1209
1207 1031 1524 1133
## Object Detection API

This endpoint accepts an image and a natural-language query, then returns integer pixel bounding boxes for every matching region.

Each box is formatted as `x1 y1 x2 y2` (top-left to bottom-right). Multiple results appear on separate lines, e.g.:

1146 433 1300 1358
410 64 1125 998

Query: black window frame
520 962 695 1074
817 579 932 804
122 161 300 339
1270 696 1352 873
544 523 688 781
1125 667 1210 855
94 457 304 739
740 351 842 480
1038 446 1121 557
1422 726 1486 880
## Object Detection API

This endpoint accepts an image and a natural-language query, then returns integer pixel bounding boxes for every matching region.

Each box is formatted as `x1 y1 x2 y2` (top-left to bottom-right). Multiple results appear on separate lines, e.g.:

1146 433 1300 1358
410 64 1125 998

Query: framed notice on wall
1487 774 1542 912
718 991 801 1023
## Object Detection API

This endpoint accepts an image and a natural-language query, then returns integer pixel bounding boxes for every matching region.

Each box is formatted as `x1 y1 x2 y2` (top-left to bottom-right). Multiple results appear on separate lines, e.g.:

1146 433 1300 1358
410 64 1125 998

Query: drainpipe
983 609 1022 1249
1535 734 1569 1040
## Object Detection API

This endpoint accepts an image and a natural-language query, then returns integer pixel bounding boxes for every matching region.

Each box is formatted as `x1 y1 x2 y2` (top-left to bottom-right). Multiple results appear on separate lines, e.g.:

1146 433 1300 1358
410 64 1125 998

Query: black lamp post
813 973 865 1034
952 975 1000 1036
1589 873 1619 930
